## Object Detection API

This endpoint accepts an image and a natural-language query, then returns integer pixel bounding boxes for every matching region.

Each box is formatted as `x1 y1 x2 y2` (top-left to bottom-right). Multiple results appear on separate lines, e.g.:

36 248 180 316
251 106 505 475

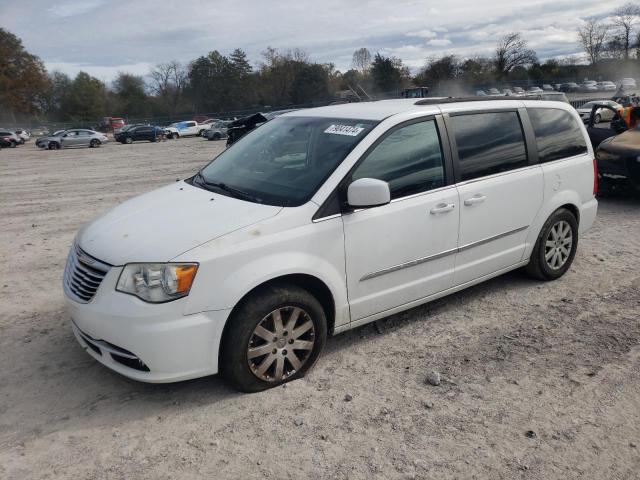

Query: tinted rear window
528 108 588 163
452 111 528 181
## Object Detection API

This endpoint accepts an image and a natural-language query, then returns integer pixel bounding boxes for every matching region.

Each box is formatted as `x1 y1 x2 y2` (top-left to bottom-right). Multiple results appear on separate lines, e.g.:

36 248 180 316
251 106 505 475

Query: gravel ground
1 137 639 480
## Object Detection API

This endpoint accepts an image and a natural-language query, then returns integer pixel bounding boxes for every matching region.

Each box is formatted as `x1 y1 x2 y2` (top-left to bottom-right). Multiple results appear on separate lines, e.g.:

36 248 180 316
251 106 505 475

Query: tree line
1 3 640 124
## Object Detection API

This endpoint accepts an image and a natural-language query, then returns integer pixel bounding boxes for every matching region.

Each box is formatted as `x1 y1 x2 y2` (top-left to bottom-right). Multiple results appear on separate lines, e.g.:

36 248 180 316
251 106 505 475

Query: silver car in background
204 121 230 141
36 129 108 150
576 100 622 124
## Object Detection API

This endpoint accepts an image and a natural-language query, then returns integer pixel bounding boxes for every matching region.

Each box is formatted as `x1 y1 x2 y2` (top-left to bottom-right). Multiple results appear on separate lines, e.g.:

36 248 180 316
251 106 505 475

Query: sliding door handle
464 194 487 206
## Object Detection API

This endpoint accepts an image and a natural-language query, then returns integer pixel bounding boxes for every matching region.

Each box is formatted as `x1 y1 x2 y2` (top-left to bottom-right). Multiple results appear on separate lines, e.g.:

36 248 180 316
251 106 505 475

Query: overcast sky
2 0 627 83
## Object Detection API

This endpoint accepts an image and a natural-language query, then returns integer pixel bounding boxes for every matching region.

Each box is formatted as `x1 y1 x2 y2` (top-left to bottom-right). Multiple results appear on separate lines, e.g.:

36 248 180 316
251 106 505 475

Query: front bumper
66 267 231 383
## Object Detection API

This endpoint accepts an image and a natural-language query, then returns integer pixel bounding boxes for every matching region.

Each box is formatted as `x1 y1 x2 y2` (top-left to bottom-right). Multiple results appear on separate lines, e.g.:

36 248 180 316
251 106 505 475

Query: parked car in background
98 117 126 132
164 121 208 139
226 110 298 146
542 84 554 91
560 83 580 92
527 86 543 93
475 90 487 96
114 124 148 136
30 126 49 137
597 81 617 92
0 136 14 148
0 130 21 147
576 100 622 124
502 88 513 96
14 129 31 142
553 83 563 91
115 125 161 144
579 81 598 93
63 98 597 391
35 129 108 149
487 88 501 96
512 86 525 95
618 78 637 89
204 121 230 141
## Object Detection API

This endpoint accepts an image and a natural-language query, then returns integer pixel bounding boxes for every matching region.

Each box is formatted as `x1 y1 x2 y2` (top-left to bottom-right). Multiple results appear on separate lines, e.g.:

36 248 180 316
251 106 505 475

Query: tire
90 139 100 148
220 283 327 392
525 208 578 281
594 113 601 124
173 133 179 139
48 141 60 150
125 137 133 144
10 141 17 148
199 130 206 137
212 132 221 141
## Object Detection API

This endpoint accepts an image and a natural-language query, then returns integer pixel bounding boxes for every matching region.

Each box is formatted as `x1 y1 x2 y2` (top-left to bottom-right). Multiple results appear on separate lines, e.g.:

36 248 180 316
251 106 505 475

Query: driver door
61 130 80 147
342 118 459 321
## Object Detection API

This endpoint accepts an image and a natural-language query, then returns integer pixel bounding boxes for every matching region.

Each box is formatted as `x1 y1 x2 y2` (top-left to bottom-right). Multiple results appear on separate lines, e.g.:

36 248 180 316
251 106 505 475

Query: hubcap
247 306 315 382
544 220 572 270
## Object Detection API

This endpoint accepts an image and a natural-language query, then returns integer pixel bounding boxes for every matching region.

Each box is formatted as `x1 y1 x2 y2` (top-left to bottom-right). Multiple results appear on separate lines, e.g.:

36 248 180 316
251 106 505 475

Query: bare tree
351 48 372 74
612 2 640 59
148 61 186 115
578 19 609 64
494 33 537 77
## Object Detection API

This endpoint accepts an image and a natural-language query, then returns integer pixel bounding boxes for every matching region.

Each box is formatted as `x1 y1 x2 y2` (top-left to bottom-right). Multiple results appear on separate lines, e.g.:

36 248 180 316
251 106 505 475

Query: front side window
528 108 588 163
197 116 377 206
351 120 445 199
452 111 528 181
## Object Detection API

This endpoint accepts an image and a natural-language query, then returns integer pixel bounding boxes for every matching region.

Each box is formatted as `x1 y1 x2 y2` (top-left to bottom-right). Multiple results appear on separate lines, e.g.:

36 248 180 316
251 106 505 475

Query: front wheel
10 141 17 148
90 139 100 148
173 132 179 139
525 208 578 281
220 284 327 392
125 137 133 144
594 113 601 124
48 141 60 150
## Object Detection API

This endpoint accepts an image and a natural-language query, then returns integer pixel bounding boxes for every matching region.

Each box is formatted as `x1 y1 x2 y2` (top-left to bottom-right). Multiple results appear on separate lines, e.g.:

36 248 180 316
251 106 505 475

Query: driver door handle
430 203 456 214
464 194 487 206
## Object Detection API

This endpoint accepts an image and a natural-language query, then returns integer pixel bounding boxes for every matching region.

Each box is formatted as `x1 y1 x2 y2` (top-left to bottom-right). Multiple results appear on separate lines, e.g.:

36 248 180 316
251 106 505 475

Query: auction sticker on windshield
324 124 365 136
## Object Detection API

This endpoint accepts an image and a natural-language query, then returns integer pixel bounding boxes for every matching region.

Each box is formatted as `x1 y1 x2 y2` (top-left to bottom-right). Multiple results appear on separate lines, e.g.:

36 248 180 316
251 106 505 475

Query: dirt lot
1 137 639 480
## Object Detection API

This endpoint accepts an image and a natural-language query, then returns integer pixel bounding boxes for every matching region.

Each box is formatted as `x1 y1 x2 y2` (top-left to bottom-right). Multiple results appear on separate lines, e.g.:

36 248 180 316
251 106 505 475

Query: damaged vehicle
226 110 298 146
586 102 640 192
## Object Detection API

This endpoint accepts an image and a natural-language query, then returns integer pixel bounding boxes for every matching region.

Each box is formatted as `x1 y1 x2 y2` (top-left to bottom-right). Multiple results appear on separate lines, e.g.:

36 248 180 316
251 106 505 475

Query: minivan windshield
195 116 377 206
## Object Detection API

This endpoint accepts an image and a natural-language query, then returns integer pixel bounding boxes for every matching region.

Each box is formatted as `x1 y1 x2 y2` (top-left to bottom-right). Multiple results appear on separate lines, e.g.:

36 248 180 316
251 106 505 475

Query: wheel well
222 274 336 342
559 203 580 224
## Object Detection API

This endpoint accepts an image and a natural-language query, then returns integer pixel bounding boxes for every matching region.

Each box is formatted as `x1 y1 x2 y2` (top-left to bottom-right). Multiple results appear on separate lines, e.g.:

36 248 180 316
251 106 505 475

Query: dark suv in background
115 125 159 144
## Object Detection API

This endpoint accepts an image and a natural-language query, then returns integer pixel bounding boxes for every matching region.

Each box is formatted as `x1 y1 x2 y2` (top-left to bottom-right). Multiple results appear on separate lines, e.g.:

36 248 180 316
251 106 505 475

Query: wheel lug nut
282 349 287 355
288 338 294 344
272 348 277 354
283 331 288 336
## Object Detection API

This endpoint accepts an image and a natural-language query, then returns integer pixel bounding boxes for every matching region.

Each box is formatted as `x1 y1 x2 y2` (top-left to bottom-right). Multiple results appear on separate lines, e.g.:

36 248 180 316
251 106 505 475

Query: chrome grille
63 244 111 303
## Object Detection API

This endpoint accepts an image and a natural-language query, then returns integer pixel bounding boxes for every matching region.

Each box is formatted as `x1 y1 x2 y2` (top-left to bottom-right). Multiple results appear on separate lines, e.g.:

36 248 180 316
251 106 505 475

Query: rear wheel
594 113 601 124
89 139 100 148
173 132 179 139
221 283 327 392
48 141 60 150
212 132 221 141
525 208 578 281
10 141 17 148
199 129 206 136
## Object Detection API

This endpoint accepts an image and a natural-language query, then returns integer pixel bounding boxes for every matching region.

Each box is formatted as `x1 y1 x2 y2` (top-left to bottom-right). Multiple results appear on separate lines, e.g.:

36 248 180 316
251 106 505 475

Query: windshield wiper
194 172 263 203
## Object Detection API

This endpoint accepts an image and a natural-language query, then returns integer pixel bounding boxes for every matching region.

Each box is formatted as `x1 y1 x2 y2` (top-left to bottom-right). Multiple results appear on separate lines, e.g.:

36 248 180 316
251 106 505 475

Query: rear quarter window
527 108 588 163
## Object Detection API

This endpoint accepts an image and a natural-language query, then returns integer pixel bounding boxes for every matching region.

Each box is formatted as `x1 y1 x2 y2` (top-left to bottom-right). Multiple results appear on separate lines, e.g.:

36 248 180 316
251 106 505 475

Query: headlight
116 263 198 303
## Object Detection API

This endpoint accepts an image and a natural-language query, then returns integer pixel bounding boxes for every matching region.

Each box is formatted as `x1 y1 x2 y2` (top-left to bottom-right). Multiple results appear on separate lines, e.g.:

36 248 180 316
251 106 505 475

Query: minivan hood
77 181 282 265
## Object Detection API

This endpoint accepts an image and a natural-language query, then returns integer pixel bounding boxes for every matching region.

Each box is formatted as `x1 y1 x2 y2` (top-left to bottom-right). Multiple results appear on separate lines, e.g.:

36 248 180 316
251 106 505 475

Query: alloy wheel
247 306 315 382
544 220 572 270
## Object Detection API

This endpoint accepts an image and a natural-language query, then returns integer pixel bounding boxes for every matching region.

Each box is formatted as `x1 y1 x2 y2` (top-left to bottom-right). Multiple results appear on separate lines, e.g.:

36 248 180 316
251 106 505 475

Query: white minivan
64 98 598 391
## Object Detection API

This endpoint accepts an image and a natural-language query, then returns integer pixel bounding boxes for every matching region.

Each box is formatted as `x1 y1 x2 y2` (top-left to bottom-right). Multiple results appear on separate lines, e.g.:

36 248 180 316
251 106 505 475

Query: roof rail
414 94 562 105
414 96 525 105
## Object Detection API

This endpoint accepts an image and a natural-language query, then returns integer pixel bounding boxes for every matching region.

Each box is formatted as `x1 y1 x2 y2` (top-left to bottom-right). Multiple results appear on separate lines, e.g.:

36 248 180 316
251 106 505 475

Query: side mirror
347 178 391 208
